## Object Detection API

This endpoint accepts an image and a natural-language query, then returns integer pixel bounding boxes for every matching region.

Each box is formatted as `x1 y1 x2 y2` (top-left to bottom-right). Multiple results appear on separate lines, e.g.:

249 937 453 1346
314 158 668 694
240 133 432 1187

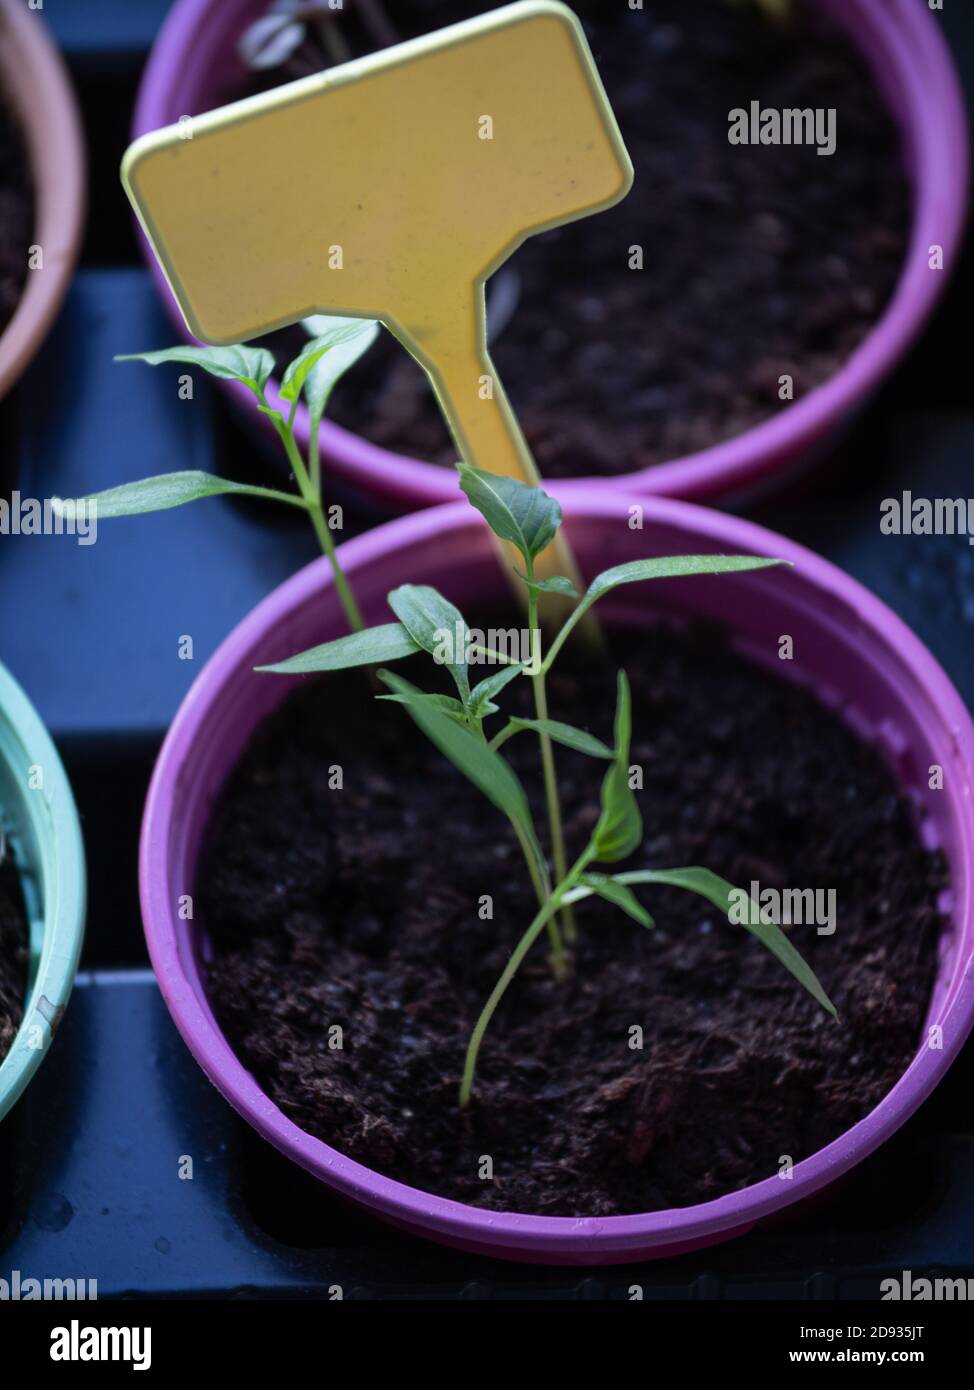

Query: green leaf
51 471 305 520
502 717 612 759
388 584 471 707
378 690 468 725
547 555 790 670
280 343 331 404
579 873 654 929
300 316 380 433
587 555 786 601
378 670 547 888
115 345 275 397
516 572 579 597
282 317 379 408
469 663 524 719
592 671 642 863
256 623 420 674
458 465 562 563
602 867 836 1018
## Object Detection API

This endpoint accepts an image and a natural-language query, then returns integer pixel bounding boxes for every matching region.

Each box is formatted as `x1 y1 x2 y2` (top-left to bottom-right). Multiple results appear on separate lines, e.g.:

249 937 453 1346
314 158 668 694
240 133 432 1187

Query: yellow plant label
122 1 632 580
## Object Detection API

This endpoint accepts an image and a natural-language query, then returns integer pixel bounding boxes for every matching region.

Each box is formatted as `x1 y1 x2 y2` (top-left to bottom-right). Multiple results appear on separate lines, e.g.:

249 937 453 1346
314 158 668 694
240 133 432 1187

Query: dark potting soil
0 843 29 1062
198 624 944 1216
239 0 909 477
0 87 32 338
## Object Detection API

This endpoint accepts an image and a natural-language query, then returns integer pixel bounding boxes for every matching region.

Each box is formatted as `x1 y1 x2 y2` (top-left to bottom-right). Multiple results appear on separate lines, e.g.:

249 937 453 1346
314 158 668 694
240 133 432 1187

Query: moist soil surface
239 0 909 477
199 624 944 1216
0 846 29 1062
0 90 32 338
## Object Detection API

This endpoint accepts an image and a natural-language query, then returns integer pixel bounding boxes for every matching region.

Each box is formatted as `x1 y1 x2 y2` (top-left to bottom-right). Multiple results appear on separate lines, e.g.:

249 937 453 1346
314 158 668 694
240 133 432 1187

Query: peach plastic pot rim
0 0 85 402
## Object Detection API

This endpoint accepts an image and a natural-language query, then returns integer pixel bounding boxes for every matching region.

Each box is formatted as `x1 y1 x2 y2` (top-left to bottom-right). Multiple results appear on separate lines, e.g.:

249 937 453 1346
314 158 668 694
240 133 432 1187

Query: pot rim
0 661 86 1122
139 494 974 1260
0 0 86 402
131 0 969 507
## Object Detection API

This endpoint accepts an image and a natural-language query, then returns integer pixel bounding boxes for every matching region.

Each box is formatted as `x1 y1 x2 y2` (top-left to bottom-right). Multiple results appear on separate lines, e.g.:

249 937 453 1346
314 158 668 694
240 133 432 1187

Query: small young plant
54 327 835 1111
52 317 380 635
258 464 837 1107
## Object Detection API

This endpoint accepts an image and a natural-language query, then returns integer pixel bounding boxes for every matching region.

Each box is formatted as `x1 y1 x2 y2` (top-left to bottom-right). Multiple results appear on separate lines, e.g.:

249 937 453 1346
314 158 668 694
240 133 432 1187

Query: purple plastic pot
131 0 968 511
141 495 974 1264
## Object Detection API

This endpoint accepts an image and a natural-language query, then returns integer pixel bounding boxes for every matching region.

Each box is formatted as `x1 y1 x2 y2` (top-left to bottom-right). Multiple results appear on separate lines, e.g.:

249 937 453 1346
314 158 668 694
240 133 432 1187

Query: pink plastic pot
141 494 974 1264
131 0 968 510
0 0 86 402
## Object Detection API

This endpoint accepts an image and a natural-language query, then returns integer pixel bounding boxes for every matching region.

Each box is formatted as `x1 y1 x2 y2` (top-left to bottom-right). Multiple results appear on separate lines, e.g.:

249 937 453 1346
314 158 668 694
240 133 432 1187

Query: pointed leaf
300 316 380 433
388 584 470 707
579 873 654 928
51 471 305 520
115 345 275 396
282 317 379 407
378 690 467 725
505 718 612 759
592 671 642 863
587 555 787 602
458 465 562 563
603 868 836 1018
548 555 790 668
257 623 420 675
379 670 546 886
469 663 524 718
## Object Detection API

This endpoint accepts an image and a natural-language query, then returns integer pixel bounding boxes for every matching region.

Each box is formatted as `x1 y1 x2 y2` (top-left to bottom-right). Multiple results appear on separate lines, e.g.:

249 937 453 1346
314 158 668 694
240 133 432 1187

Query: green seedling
52 318 380 635
52 318 578 941
54 333 835 1110
258 463 837 1107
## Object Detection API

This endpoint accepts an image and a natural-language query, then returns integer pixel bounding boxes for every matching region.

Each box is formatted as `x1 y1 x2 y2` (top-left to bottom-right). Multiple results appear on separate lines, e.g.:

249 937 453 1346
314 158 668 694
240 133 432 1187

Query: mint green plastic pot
0 662 85 1122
